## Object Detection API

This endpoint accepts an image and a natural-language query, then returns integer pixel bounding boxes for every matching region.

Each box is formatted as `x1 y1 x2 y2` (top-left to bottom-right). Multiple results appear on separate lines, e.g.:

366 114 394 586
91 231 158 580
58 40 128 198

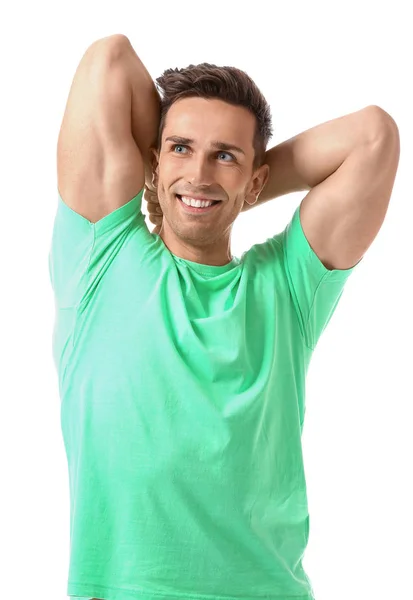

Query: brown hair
154 63 273 171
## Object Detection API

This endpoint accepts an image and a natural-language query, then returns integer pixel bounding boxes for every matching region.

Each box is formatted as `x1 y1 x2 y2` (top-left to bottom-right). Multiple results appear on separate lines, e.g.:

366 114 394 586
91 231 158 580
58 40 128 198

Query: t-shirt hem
68 581 315 600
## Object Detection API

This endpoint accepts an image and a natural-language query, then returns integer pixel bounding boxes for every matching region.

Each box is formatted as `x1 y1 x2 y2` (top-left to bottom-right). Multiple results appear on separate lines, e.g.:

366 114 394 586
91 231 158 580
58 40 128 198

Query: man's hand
144 184 163 234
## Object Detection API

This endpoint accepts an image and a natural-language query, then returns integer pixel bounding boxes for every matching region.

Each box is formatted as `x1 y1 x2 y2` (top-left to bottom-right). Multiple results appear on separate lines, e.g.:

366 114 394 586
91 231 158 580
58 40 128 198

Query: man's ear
244 163 270 207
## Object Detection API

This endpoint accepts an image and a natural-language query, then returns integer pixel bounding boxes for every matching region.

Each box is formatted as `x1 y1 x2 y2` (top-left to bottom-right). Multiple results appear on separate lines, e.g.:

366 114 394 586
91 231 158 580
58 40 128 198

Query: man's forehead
164 99 255 151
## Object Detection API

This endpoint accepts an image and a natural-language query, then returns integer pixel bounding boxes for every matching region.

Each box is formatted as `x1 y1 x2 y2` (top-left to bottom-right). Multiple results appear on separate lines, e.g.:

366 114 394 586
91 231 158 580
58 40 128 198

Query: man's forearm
246 105 391 211
118 36 161 188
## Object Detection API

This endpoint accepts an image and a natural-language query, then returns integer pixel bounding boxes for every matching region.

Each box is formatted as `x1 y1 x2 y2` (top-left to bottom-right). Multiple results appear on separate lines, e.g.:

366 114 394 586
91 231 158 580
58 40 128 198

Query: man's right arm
57 34 160 223
119 36 161 188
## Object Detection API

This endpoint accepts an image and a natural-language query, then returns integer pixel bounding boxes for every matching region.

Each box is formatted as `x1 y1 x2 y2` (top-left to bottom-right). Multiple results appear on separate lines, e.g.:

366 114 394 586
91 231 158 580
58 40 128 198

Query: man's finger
144 189 159 203
146 200 161 209
149 213 162 225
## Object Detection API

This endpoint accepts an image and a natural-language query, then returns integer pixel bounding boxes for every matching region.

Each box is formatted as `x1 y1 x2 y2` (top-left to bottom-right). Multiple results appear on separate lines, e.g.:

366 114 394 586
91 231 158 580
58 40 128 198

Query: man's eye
217 152 234 161
172 145 234 161
172 144 188 153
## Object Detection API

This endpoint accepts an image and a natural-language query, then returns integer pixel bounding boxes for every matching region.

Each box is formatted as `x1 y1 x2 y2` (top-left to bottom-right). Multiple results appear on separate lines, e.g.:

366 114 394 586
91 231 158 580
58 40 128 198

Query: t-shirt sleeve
281 202 362 350
249 202 362 351
48 188 145 309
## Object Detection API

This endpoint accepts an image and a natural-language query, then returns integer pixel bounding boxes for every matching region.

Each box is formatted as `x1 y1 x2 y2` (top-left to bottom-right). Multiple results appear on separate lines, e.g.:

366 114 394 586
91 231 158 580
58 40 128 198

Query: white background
0 1 411 599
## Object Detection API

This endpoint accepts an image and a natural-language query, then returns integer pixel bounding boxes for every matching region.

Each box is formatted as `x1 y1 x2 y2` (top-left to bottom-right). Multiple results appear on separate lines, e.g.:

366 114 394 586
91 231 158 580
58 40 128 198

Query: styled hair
154 63 273 171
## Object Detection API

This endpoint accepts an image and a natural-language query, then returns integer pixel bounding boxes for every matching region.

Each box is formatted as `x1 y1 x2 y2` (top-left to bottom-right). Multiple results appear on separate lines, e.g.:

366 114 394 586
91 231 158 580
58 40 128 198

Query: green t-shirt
49 188 359 600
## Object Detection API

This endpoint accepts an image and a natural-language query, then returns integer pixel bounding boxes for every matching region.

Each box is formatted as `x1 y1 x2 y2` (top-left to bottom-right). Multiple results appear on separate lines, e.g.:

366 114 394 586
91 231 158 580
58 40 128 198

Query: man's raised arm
119 36 161 189
243 105 397 210
246 105 399 272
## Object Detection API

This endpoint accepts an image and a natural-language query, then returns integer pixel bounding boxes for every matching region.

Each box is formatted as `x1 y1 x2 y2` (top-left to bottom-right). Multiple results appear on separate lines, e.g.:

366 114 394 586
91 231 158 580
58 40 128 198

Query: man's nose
185 157 215 186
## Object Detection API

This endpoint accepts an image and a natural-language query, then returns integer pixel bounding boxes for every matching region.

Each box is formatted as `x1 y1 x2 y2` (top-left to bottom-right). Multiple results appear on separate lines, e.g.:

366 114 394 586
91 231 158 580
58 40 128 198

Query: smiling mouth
176 194 221 212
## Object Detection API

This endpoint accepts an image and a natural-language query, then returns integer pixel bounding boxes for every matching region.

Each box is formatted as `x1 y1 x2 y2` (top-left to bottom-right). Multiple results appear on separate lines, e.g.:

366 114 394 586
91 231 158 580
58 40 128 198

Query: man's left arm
246 105 400 271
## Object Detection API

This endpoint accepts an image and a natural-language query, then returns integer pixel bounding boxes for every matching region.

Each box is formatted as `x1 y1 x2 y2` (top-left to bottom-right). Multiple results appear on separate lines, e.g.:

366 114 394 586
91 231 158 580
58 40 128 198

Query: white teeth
180 195 214 208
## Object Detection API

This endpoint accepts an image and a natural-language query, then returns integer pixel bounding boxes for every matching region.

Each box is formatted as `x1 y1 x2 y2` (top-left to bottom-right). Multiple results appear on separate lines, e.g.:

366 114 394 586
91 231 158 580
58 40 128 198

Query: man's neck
159 226 233 266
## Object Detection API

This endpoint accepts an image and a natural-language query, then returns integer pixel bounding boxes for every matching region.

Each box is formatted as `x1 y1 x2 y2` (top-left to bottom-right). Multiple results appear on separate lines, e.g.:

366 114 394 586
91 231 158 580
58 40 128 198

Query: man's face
151 97 267 248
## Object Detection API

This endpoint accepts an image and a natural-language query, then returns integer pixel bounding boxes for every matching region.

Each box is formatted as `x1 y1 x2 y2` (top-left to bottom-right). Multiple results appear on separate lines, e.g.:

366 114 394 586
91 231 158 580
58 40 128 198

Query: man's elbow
364 105 400 142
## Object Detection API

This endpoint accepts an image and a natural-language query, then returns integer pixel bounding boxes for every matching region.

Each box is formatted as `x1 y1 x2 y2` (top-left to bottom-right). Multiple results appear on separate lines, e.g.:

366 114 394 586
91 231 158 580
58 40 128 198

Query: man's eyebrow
165 136 246 157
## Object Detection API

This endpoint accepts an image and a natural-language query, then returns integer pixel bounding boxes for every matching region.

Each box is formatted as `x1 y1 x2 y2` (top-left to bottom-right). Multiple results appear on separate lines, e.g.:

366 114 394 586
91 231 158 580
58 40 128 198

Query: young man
49 34 400 600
